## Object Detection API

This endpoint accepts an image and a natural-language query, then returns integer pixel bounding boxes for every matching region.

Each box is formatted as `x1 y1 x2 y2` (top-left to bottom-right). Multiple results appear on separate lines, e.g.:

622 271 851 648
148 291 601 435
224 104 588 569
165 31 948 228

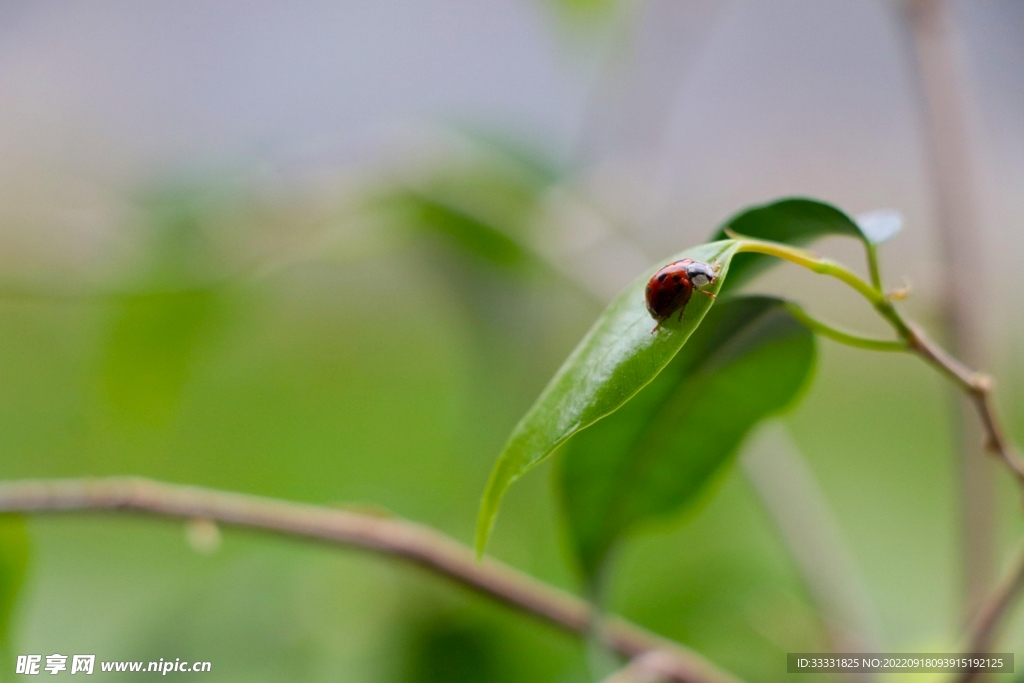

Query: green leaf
475 240 741 555
0 516 29 654
557 296 816 579
712 198 869 292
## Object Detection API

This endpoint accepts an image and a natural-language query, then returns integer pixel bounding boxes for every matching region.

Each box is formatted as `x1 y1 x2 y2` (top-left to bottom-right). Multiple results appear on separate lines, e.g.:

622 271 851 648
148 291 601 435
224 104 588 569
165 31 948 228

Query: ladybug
645 259 720 333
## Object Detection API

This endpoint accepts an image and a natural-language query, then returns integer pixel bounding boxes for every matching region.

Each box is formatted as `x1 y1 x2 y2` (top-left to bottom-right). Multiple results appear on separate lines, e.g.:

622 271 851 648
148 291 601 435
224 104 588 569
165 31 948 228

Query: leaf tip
473 519 490 561
473 474 504 560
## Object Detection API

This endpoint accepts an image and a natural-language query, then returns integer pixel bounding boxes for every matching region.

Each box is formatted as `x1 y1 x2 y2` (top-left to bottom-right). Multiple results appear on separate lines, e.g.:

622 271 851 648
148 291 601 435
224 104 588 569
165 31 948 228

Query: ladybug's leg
677 307 685 322
650 320 663 334
696 289 717 300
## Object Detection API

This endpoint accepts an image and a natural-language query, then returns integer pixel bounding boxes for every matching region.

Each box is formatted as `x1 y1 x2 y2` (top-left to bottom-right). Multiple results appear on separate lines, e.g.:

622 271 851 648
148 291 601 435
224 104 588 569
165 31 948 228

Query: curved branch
904 322 1024 485
728 235 1023 490
0 477 740 683
957 542 1024 683
726 232 1024 652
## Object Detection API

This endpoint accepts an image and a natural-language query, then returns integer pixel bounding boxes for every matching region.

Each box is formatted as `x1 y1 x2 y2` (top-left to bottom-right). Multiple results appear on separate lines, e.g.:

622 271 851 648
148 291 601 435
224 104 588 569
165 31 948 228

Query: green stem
724 234 1024 659
784 303 907 352
866 244 883 291
733 238 881 302
731 236 912 338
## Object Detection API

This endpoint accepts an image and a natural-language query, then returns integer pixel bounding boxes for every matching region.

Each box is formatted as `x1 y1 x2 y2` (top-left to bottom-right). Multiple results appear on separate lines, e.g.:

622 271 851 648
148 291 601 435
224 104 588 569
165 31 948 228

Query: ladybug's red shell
645 259 695 322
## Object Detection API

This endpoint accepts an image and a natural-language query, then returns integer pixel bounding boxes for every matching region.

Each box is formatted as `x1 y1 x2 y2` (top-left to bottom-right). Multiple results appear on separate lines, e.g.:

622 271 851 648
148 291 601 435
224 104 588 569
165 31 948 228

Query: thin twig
730 235 910 335
732 237 1023 489
904 322 1024 485
784 302 907 352
732 233 1024 653
899 0 994 623
0 477 739 683
742 423 885 658
865 244 883 292
955 543 1024 683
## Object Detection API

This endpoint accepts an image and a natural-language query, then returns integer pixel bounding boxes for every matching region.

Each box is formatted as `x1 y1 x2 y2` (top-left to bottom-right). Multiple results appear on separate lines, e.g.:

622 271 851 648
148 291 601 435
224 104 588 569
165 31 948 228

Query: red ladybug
645 259 719 332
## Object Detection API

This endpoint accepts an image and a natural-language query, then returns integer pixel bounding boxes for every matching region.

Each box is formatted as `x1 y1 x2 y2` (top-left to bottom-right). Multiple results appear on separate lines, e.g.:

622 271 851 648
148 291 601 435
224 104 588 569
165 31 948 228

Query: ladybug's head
683 260 718 288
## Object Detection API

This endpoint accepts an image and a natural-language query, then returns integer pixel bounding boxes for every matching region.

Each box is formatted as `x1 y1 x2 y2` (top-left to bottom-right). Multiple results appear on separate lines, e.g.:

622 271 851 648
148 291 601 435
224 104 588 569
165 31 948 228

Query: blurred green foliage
0 516 28 670
102 290 222 424
101 189 228 425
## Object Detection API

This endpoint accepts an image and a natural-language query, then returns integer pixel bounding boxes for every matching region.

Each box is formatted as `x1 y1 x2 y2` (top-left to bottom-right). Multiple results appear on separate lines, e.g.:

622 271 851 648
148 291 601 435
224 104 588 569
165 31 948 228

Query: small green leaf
0 516 29 654
855 209 903 245
712 198 869 291
475 240 741 555
557 296 816 579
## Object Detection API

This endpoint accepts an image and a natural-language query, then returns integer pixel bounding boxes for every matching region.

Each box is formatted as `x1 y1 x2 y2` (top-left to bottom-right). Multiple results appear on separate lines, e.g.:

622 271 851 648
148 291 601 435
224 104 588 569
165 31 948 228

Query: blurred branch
734 236 1024 651
904 322 1024 485
600 651 684 683
899 0 995 622
732 240 1022 482
0 477 740 683
956 542 1024 683
742 423 885 657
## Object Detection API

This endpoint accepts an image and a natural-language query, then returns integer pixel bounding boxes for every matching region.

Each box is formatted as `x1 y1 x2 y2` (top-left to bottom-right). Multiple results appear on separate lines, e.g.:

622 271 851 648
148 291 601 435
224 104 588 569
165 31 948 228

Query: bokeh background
0 1 1022 681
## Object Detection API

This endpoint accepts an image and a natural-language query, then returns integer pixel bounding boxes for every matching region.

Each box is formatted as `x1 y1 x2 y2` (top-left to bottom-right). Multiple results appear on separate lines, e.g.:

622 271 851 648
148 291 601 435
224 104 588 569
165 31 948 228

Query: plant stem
731 235 911 337
865 244 883 292
733 235 1023 484
956 542 1024 683
903 323 1024 485
0 477 739 683
742 423 885 657
784 302 907 352
730 233 1024 653
732 236 881 304
900 0 994 625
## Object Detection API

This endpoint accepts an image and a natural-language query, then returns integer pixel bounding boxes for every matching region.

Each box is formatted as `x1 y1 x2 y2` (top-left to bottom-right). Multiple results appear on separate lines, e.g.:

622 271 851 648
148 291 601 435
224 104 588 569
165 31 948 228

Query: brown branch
905 322 1024 485
955 543 1024 683
731 235 1024 655
900 322 1024 662
900 0 995 624
0 477 739 683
